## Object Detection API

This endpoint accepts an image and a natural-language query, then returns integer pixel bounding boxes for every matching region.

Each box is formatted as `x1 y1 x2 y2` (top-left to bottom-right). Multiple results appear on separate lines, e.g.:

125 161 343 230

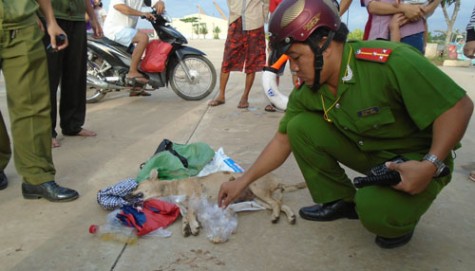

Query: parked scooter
86 8 217 103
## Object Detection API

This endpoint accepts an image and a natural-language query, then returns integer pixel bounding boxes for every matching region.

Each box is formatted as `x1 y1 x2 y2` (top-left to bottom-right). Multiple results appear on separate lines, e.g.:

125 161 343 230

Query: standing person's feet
0 171 8 190
22 180 79 202
63 128 97 137
237 100 249 109
52 137 61 148
469 171 475 182
77 128 96 136
208 99 225 107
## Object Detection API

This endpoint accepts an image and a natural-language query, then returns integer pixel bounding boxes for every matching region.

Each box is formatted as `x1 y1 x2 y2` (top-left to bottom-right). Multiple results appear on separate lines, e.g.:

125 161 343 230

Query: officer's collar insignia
342 64 353 82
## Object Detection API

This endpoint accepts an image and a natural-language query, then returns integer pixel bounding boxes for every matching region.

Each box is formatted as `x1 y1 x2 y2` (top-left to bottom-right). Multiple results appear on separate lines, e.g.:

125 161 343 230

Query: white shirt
104 0 162 39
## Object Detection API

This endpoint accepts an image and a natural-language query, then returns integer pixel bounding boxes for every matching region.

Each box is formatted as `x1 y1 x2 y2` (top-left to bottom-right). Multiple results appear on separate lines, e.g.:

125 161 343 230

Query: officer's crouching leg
354 180 444 243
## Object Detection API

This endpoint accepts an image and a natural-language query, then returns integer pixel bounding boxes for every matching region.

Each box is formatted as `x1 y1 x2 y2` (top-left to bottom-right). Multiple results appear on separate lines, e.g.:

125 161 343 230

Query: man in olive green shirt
0 0 79 201
218 0 473 249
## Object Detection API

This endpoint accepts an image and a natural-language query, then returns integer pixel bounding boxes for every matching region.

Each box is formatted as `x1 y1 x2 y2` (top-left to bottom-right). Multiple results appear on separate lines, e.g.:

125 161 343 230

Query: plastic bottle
89 224 138 245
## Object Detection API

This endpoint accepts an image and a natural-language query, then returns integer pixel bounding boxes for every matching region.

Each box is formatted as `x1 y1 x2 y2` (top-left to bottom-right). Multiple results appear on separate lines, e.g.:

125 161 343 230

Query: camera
46 34 66 53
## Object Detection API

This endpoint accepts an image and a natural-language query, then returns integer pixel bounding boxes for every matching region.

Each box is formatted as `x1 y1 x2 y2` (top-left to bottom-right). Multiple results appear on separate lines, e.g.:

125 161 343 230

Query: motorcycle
86 8 217 103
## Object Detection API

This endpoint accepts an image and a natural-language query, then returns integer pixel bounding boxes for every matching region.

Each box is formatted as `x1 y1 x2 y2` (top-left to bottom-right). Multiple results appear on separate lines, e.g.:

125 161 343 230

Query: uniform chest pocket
353 107 395 134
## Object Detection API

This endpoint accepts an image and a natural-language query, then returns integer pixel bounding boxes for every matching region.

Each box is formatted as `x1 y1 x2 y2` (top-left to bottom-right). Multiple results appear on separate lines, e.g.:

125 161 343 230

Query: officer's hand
463 41 475 59
386 160 435 195
218 177 248 208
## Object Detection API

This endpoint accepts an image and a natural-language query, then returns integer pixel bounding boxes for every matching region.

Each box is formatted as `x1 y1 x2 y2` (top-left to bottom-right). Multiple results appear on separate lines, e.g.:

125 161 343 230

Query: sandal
265 104 277 112
129 90 152 97
208 99 225 107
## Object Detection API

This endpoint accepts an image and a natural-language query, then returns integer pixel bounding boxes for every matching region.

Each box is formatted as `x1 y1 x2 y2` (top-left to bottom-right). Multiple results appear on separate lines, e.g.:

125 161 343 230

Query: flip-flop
265 104 276 112
130 90 152 96
237 101 249 109
208 99 225 107
469 171 475 182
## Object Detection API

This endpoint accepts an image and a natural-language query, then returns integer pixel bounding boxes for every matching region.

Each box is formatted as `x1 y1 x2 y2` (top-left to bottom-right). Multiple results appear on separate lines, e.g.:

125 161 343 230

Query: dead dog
132 170 306 237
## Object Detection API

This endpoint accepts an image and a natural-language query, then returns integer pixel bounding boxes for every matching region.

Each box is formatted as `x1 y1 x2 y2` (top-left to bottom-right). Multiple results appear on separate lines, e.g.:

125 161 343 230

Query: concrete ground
0 39 474 271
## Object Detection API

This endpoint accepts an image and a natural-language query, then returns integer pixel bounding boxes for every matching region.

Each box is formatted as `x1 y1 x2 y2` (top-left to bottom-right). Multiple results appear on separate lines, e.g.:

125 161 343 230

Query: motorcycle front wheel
169 55 217 101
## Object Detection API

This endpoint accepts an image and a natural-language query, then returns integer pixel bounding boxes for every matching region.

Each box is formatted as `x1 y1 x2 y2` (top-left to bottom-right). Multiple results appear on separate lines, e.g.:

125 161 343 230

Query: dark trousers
42 19 87 137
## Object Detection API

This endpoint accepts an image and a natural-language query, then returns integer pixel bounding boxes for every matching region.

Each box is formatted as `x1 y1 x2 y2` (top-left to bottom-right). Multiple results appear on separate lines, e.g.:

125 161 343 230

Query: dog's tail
282 182 307 192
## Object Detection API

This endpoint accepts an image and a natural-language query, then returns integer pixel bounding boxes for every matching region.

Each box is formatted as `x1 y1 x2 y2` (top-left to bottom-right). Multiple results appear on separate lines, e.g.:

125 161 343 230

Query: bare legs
208 71 255 108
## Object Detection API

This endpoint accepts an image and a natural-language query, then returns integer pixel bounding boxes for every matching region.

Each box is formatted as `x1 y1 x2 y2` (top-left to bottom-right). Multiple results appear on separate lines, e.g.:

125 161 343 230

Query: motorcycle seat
87 34 134 54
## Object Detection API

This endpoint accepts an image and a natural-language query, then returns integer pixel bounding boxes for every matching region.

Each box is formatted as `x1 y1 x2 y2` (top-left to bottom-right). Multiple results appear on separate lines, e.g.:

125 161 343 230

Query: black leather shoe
375 231 414 249
0 171 7 190
22 181 79 202
299 200 359 221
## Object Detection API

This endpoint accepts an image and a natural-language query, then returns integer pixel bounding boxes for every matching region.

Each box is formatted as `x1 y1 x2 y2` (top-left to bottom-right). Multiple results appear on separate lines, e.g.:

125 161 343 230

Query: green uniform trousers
286 111 452 238
0 24 56 185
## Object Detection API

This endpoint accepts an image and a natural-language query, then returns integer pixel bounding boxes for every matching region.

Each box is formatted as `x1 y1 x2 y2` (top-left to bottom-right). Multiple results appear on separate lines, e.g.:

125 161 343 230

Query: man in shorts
103 0 165 87
208 0 269 109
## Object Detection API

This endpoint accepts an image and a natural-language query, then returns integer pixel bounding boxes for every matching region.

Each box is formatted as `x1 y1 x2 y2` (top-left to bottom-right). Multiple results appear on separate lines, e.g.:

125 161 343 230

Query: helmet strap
307 31 335 91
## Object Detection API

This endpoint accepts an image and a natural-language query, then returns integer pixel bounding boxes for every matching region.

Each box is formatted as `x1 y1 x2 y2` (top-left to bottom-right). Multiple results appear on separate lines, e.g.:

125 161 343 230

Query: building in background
171 13 228 40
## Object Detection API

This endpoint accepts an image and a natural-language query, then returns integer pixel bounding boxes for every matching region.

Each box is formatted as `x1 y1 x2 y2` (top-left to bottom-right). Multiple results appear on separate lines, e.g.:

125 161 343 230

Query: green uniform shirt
46 0 87 21
0 1 39 30
279 40 466 153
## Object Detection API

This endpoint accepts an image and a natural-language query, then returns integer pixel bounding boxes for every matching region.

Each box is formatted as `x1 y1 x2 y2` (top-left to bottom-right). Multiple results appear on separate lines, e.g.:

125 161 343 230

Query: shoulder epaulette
355 48 392 63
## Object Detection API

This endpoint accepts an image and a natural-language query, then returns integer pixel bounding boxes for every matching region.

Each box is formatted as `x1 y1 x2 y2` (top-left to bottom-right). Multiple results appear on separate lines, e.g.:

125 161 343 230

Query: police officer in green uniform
0 0 79 201
218 0 473 249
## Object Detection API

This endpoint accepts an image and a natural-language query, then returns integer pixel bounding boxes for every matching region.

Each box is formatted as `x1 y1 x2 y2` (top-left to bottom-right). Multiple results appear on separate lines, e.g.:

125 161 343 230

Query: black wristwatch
423 153 447 177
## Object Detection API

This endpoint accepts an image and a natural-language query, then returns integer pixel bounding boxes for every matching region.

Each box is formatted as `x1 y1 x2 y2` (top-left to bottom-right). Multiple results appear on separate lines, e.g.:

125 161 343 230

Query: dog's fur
133 170 306 237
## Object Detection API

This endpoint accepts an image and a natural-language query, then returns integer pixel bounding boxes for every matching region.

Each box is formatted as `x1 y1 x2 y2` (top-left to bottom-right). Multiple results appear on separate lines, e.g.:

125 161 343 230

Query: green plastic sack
136 141 215 182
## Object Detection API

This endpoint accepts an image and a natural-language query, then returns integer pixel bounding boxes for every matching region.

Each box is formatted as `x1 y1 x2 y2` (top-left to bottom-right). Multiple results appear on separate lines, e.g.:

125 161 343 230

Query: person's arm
218 132 292 208
389 13 407 41
339 0 353 16
153 0 165 14
113 3 155 20
388 95 474 195
367 0 423 21
85 0 103 38
36 0 68 51
422 0 441 17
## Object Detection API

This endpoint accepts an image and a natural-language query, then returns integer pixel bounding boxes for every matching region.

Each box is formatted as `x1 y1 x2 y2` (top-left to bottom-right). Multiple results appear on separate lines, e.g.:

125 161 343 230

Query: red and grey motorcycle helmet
268 0 342 91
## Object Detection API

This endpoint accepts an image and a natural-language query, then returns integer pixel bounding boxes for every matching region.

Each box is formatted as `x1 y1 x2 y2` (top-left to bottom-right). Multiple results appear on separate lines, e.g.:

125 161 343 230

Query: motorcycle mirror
144 0 152 7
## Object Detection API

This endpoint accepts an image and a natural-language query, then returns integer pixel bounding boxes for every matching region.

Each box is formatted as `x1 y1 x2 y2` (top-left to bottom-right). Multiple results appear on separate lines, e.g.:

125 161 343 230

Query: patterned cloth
221 17 266 73
97 178 140 210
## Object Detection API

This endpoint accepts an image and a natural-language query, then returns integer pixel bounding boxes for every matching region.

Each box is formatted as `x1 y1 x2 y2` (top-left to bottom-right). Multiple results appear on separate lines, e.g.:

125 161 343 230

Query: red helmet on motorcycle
268 0 340 54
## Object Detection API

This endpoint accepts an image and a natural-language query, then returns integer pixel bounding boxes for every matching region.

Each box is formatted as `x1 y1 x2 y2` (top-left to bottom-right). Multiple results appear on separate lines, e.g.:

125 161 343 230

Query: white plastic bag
190 196 238 243
197 148 244 177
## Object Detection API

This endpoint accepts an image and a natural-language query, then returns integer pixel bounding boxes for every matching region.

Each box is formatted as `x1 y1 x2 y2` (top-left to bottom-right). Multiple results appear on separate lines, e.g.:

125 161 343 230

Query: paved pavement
1 39 474 271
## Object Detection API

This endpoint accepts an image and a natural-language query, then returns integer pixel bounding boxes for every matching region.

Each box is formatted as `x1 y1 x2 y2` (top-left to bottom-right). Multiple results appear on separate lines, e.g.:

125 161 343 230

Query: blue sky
101 0 473 34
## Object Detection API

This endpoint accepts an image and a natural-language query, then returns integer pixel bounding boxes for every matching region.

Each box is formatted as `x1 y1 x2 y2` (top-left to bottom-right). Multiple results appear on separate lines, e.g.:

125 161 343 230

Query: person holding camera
218 0 473 249
42 0 103 148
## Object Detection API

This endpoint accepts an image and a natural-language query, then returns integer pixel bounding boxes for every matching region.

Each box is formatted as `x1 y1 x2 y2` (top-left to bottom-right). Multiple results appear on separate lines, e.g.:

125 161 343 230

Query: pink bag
140 40 173 72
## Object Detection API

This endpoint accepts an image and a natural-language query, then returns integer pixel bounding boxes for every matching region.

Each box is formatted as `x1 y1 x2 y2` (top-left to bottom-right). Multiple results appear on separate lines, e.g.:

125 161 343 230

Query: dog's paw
271 215 280 224
182 222 192 237
288 215 297 225
190 220 201 236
